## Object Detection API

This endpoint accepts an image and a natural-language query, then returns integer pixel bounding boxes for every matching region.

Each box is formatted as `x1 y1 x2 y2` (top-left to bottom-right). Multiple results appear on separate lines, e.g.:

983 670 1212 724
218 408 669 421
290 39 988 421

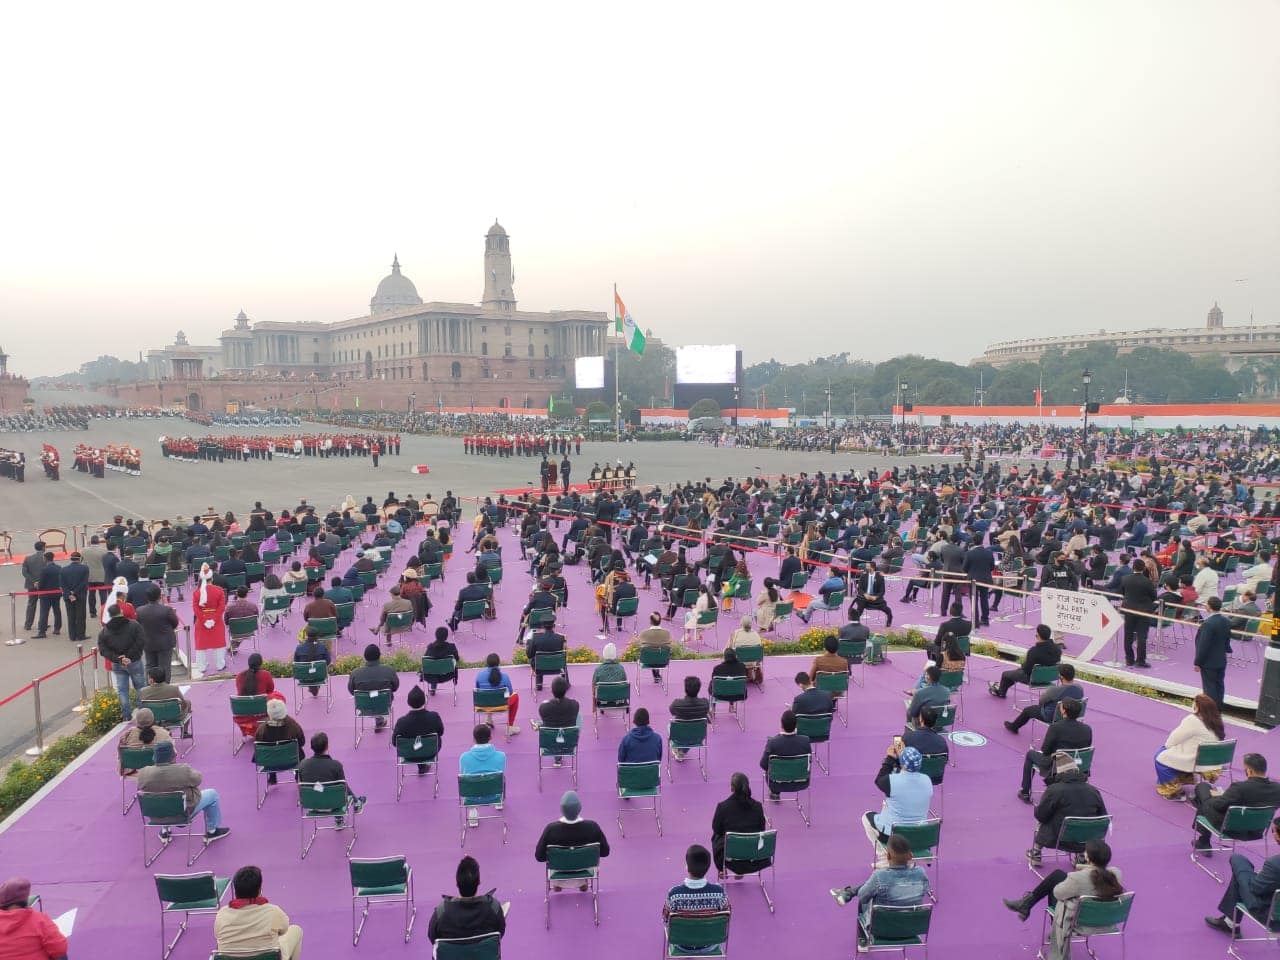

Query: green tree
688 398 722 420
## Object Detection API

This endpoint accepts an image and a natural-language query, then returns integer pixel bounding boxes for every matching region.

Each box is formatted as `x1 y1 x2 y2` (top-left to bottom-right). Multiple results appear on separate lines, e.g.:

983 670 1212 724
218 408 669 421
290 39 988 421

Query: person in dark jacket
347 644 400 730
792 672 835 716
297 731 365 822
711 771 769 872
135 584 180 682
538 676 580 730
59 551 91 642
1026 752 1107 867
1119 564 1158 667
19 540 47 633
534 790 612 867
989 624 1061 698
711 648 749 711
427 856 506 946
421 626 460 694
927 603 970 664
903 706 949 771
392 685 445 775
98 604 147 720
1204 818 1280 934
1016 697 1092 801
669 675 711 760
1193 752 1280 851
961 543 995 626
759 710 811 799
35 552 62 638
253 697 306 785
618 708 663 763
1195 597 1234 709
1004 664 1085 734
527 622 567 692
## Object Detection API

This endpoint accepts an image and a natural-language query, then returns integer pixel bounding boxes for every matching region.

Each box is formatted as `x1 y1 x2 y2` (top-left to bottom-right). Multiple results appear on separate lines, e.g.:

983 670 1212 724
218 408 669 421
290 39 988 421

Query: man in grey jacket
136 740 231 843
81 535 110 618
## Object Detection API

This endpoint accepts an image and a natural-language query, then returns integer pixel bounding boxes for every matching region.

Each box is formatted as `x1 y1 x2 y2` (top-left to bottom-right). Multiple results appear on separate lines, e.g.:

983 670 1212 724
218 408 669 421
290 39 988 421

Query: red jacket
0 906 68 960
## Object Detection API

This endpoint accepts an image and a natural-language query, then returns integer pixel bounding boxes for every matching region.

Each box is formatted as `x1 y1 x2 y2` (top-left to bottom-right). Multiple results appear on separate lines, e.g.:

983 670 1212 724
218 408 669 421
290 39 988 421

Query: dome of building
370 254 423 314
486 220 507 237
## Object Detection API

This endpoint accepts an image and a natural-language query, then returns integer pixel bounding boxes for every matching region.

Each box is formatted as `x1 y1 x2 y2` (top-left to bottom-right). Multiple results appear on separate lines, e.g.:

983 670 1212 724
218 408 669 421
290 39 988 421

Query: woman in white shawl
101 577 130 624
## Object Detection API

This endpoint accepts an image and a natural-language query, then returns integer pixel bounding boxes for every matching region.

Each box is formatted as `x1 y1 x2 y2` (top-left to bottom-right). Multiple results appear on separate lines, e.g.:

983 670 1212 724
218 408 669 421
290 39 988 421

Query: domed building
370 255 423 315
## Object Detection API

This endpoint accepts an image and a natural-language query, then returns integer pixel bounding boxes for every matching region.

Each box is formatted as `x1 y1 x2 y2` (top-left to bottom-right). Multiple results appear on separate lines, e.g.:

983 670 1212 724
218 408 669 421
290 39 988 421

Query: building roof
486 219 507 237
370 254 423 314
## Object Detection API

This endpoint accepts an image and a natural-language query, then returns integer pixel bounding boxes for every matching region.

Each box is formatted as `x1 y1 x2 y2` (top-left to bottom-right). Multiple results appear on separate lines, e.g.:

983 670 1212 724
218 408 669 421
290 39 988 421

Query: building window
450 361 462 379
527 344 534 357
481 325 486 333
504 343 513 357
544 344 551 358
504 325 511 335
481 342 488 355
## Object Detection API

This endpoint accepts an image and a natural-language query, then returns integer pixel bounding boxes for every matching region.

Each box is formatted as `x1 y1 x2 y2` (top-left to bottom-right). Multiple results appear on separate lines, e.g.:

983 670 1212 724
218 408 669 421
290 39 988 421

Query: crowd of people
0 448 25 482
159 433 401 463
463 431 582 457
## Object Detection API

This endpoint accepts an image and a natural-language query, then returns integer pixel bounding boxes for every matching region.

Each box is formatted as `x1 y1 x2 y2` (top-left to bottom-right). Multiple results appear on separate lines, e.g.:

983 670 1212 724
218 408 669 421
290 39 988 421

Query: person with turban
192 562 228 676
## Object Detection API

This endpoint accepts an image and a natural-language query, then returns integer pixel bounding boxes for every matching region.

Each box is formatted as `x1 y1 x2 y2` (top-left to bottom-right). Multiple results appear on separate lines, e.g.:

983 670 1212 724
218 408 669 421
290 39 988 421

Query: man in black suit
1016 697 1091 802
1194 753 1280 852
537 676 580 730
1205 818 1280 934
937 535 966 618
778 548 803 590
59 550 91 642
1195 596 1233 709
527 621 568 692
1120 567 1158 667
904 705 949 773
35 552 63 638
792 672 835 716
448 572 490 632
927 602 971 665
666 568 701 620
962 541 995 626
760 710 811 800
852 563 892 628
989 624 1061 698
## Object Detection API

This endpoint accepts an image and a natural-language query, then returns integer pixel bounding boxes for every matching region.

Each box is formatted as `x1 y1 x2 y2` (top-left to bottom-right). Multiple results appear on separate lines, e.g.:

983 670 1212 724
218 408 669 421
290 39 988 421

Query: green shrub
83 689 123 735
0 732 95 820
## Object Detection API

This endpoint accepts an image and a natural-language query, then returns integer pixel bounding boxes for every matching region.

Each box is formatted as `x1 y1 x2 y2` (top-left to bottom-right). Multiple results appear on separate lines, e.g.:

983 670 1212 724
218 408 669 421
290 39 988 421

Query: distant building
145 330 223 380
975 303 1277 370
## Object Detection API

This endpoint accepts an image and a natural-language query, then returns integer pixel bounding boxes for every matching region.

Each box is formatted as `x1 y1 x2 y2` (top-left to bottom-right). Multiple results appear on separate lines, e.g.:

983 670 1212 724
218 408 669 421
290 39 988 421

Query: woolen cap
560 790 582 820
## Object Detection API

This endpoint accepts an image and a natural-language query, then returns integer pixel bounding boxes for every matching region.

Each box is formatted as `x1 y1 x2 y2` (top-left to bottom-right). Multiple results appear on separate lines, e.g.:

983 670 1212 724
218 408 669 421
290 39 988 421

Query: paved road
0 414 982 758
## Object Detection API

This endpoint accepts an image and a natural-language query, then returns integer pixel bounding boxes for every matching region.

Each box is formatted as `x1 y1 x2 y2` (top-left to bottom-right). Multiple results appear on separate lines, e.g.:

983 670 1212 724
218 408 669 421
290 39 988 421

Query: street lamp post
1081 368 1092 467
897 379 909 444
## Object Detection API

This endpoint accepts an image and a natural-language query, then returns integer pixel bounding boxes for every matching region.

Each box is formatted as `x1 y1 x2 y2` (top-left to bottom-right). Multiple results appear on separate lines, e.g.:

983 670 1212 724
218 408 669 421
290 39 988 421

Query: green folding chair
434 932 501 960
616 760 662 837
1039 892 1133 960
1014 663 1060 708
708 675 747 732
460 598 489 640
385 610 415 640
772 600 795 637
262 593 292 627
531 651 568 692
667 717 709 782
1230 888 1280 959
307 616 338 642
544 843 601 928
1194 804 1277 881
891 818 942 898
154 870 230 959
229 694 269 756
937 670 965 721
146 562 166 581
1035 815 1112 876
251 741 300 809
299 779 358 859
423 562 444 589
334 601 356 632
665 909 730 958
396 734 440 800
292 659 332 713
1194 738 1238 785
537 725 580 791
838 638 867 688
614 594 640 633
354 687 394 748
473 687 513 738
138 790 205 868
227 615 258 656
636 645 672 693
458 772 507 847
815 670 849 728
692 606 719 646
164 568 187 599
245 562 265 582
736 644 765 687
222 573 247 592
720 830 777 912
817 589 847 626
593 680 632 739
763 754 812 827
421 655 459 706
120 746 155 815
795 712 834 775
350 855 415 945
858 903 933 957
147 697 194 755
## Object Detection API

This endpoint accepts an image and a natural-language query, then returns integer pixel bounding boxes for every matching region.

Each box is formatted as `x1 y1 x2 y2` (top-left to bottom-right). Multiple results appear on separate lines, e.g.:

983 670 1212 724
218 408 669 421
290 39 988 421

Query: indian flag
614 289 646 356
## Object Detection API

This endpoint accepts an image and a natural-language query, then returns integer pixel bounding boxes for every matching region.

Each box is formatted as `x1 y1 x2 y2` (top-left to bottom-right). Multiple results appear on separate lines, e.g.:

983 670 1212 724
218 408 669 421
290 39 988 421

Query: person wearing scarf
213 866 302 960
192 563 228 676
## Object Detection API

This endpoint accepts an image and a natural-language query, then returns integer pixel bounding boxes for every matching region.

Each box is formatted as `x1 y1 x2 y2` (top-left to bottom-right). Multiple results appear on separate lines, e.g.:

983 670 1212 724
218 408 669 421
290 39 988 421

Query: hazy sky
2 1 1277 376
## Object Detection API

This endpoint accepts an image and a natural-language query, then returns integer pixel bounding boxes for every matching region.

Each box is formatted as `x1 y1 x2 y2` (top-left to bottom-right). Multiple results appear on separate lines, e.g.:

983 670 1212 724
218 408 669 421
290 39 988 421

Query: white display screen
575 355 605 390
676 344 737 384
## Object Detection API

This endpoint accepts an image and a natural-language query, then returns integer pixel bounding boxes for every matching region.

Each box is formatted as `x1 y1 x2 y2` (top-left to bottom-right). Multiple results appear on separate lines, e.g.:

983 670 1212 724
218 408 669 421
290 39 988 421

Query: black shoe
204 827 231 844
1205 916 1236 934
1124 660 1135 667
1004 721 1020 734
1003 897 1032 922
1016 790 1032 804
979 620 990 627
267 773 278 785
1134 661 1153 669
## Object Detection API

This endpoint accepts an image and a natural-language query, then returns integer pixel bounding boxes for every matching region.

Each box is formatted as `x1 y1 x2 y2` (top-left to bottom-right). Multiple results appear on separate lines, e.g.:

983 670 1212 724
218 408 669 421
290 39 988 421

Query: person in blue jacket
618 707 662 763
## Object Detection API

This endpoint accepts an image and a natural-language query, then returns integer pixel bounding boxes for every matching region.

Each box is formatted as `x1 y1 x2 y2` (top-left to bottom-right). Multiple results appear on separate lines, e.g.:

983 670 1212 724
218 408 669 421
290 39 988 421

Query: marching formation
463 432 583 457
159 433 402 464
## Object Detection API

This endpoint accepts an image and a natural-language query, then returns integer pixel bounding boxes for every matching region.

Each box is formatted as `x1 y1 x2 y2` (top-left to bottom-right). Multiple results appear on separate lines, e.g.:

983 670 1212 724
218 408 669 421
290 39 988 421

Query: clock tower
482 219 517 312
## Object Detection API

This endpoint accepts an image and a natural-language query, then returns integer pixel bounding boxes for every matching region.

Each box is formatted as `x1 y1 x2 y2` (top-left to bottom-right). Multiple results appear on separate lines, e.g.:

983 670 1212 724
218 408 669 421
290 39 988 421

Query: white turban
101 577 128 624
198 563 213 606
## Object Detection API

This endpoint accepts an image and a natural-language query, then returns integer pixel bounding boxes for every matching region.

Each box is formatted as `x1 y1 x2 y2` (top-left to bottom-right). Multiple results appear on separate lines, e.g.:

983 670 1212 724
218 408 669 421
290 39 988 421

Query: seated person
1204 817 1280 935
809 634 849 688
1004 664 1084 735
711 648 749 710
618 708 663 763
711 772 769 874
1004 840 1123 960
117 707 171 774
139 666 192 723
420 626 461 694
426 856 507 947
476 654 520 736
797 571 846 623
759 710 811 800
0 875 69 960
347 644 400 731
1015 697 1092 802
233 653 274 739
297 732 365 824
1193 752 1280 854
448 572 490 632
370 584 415 643
527 621 568 693
537 676 581 754
926 603 970 664
830 833 930 951
1155 694 1225 800
727 616 765 684
793 672 835 717
223 586 259 653
838 606 872 667
904 706 949 772
292 626 332 684
904 666 950 730
637 612 674 684
253 697 306 784
392 685 445 775
1026 751 1107 867
864 743 931 866
460 724 507 826
663 845 730 954
603 568 637 633
534 790 612 874
136 741 231 844
669 676 711 759
989 624 1061 699
851 563 893 628
591 643 628 709
519 580 558 642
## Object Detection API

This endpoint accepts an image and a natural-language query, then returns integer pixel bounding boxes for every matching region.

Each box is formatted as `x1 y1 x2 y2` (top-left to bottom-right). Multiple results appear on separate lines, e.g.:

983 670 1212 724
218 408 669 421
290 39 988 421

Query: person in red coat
192 563 228 675
233 656 277 742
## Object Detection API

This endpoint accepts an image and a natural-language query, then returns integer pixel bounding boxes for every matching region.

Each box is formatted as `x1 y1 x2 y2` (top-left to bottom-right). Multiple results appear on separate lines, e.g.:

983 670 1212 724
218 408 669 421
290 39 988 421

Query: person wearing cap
534 791 612 882
192 562 228 676
117 706 172 774
0 875 68 960
1026 751 1108 868
348 644 400 731
213 865 302 960
98 603 148 721
398 567 429 624
254 697 306 784
371 585 415 646
864 740 933 866
136 740 231 844
59 550 90 643
392 686 444 775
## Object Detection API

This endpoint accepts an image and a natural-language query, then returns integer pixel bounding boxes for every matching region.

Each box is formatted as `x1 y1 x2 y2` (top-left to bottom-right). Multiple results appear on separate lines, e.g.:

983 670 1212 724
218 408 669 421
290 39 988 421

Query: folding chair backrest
533 651 567 674
335 602 356 626
774 600 795 618
253 741 300 769
473 687 508 710
794 712 833 742
892 818 941 853
434 933 501 960
767 754 811 788
1194 738 1236 771
1029 664 1059 686
154 871 216 906
462 599 487 619
120 746 156 771
815 671 849 696
138 791 188 824
546 843 601 871
596 680 631 706
837 638 866 660
299 780 348 814
918 753 947 784
147 698 184 725
667 911 730 950
539 726 580 754
421 656 457 679
639 646 671 668
349 856 408 890
616 596 639 616
458 772 504 803
1075 893 1134 929
229 616 257 639
736 644 764 667
230 695 269 719
387 611 414 629
938 671 964 692
354 688 392 715
1066 746 1094 775
264 594 292 611
669 718 709 747
1060 815 1111 845
617 760 661 792
868 903 932 940
397 733 440 763
1223 805 1277 837
681 588 699 607
725 830 776 861
711 675 747 700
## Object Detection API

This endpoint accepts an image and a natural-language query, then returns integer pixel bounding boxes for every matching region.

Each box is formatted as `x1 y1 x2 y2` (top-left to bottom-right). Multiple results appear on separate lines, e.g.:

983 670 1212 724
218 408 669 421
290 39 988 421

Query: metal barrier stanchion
9 594 16 645
924 575 940 618
1015 584 1034 629
92 650 101 693
25 678 44 757
1150 601 1171 662
73 644 88 713
183 624 194 678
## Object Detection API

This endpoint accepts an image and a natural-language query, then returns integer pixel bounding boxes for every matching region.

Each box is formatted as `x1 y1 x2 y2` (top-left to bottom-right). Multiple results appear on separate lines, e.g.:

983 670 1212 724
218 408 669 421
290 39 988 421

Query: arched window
481 342 488 356
450 361 462 379
527 344 534 357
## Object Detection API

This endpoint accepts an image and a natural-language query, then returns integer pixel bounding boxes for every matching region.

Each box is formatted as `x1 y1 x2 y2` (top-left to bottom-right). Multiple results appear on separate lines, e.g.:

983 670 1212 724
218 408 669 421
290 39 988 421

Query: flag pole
613 283 621 444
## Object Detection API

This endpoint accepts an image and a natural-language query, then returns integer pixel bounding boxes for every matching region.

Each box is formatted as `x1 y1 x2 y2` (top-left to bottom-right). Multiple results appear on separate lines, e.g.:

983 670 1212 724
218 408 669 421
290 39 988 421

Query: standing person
34 552 62 639
1120 563 1158 668
81 535 110 619
1195 596 1233 709
192 563 228 676
136 584 180 682
59 550 90 643
98 604 147 721
19 540 46 636
0 875 68 960
213 866 303 960
370 439 380 468
560 455 572 495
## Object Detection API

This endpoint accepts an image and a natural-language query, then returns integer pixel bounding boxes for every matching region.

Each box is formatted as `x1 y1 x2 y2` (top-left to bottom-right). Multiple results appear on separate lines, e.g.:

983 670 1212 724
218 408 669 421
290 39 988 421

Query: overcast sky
2 1 1277 377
